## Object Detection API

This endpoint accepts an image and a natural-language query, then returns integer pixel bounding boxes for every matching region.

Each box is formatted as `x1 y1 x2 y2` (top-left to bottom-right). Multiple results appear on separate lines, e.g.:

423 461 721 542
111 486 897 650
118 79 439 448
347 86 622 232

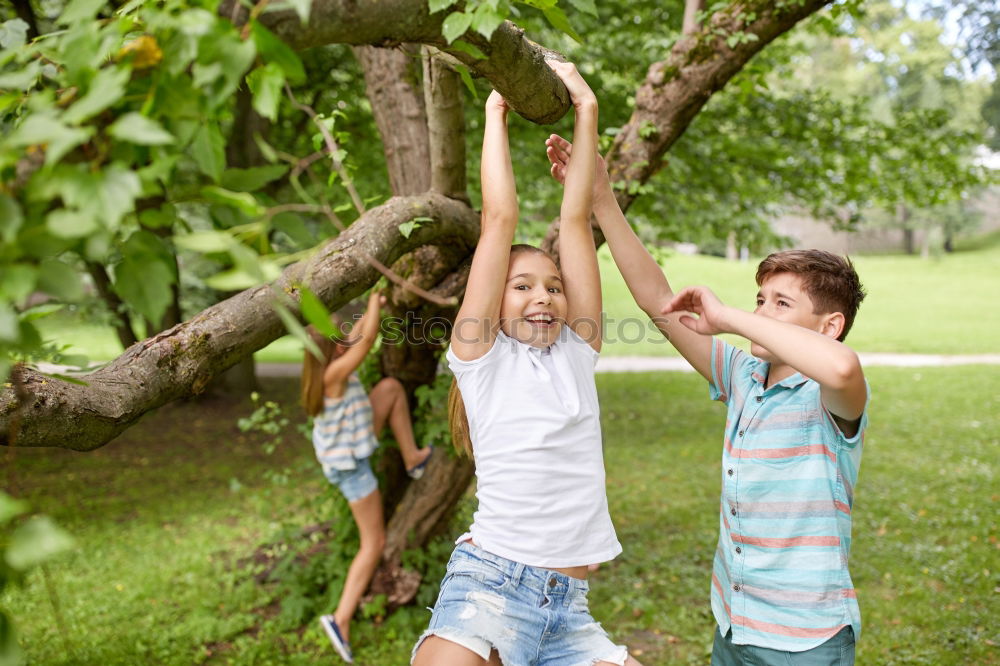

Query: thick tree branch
220 0 571 124
422 46 468 202
352 44 432 196
605 0 831 212
542 0 830 254
1 194 479 451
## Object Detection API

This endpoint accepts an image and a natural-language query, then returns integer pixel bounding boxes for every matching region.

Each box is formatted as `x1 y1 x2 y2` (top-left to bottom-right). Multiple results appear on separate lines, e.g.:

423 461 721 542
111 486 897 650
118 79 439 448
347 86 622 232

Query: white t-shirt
447 327 622 568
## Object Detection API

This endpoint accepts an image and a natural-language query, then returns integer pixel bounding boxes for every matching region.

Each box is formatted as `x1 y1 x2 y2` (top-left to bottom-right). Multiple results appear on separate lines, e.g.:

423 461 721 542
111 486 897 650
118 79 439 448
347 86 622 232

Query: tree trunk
86 262 138 351
899 203 914 254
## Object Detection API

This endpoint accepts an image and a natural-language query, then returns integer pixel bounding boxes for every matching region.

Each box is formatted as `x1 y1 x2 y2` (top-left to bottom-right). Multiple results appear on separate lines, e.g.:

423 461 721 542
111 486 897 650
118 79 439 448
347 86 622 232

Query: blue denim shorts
412 542 628 666
712 625 855 666
322 457 378 503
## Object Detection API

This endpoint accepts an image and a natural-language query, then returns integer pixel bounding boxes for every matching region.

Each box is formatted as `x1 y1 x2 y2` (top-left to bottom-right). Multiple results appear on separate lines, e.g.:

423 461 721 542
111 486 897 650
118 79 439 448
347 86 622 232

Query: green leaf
299 286 336 338
5 114 94 165
250 22 305 85
454 64 477 99
541 6 583 43
37 259 85 302
139 205 178 229
450 40 486 60
189 123 225 182
174 230 233 253
221 164 288 192
95 165 142 230
271 298 321 361
0 60 40 90
272 212 314 248
46 208 98 238
114 254 174 324
0 303 18 342
0 194 23 243
63 66 130 125
428 0 457 13
57 0 107 26
6 516 75 571
0 18 29 49
108 112 175 146
398 219 422 239
442 11 472 44
246 63 285 122
0 264 37 304
470 4 506 39
201 186 264 217
203 269 260 291
566 0 598 17
0 492 29 524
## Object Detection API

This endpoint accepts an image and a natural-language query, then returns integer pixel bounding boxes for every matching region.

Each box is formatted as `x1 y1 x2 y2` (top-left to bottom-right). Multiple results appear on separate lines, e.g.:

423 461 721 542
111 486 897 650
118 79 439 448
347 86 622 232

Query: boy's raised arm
545 134 713 379
548 61 601 351
451 91 518 361
664 285 868 420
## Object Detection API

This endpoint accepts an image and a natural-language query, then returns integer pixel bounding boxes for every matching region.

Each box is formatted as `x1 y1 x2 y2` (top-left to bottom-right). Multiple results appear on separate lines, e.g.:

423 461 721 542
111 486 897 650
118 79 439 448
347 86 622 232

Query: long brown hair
448 378 472 456
301 323 342 417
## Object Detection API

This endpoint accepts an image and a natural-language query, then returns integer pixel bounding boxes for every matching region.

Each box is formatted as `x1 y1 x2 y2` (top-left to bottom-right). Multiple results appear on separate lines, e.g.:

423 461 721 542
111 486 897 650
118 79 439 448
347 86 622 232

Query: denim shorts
412 542 628 666
712 625 855 666
322 457 378 503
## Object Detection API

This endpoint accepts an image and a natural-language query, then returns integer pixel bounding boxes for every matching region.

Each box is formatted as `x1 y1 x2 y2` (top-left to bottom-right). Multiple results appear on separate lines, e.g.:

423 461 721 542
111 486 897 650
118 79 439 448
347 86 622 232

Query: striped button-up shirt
312 373 378 471
708 338 867 652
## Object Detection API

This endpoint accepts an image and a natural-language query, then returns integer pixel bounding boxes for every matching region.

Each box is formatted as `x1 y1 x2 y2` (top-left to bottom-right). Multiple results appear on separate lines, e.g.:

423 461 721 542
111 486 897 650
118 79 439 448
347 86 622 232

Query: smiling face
500 250 567 348
751 272 840 361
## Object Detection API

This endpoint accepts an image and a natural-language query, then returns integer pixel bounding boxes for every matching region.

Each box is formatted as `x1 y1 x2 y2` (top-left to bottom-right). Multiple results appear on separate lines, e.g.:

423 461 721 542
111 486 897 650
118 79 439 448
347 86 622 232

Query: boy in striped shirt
546 135 869 665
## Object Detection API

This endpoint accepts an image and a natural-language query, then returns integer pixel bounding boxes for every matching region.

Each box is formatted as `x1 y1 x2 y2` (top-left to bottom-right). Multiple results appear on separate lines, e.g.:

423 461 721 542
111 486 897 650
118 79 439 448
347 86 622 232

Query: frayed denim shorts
412 542 628 666
322 457 377 503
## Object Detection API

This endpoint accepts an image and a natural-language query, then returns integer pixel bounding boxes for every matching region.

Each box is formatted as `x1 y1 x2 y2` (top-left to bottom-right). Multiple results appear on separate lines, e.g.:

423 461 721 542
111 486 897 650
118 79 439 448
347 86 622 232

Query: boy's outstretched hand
662 286 731 336
546 60 597 108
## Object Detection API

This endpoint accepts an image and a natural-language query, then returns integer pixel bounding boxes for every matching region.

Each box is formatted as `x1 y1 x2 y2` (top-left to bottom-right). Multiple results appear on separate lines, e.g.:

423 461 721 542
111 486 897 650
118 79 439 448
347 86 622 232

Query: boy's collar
752 362 809 390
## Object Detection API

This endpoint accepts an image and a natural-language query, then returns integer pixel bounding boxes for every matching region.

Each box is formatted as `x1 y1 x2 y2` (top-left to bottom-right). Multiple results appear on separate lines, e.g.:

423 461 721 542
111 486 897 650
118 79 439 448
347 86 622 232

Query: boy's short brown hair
756 250 866 341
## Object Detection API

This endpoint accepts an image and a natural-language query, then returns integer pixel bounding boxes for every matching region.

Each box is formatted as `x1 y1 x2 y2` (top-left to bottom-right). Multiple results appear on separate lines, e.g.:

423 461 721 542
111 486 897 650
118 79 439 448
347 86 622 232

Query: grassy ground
5 367 998 664
32 238 1000 364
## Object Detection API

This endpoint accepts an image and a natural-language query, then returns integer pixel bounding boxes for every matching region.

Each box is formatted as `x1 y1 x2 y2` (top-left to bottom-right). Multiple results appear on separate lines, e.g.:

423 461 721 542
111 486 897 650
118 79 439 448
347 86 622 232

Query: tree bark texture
1 194 479 450
352 44 432 196
220 0 571 124
422 47 468 202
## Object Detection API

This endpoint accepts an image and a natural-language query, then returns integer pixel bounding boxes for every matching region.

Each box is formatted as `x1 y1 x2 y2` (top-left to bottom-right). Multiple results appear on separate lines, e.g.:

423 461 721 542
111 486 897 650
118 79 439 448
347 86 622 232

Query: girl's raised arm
549 62 601 352
451 91 519 361
324 290 384 385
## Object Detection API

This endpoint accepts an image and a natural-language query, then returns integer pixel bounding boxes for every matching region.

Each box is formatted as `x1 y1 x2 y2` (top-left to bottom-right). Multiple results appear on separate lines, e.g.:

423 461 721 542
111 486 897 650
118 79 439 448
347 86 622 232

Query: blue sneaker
407 446 434 480
319 614 353 663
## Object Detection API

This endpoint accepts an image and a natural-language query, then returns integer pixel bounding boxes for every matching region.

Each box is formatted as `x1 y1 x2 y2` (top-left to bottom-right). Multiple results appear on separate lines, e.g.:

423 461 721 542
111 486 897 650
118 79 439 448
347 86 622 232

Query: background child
411 62 642 666
302 289 433 663
547 134 869 665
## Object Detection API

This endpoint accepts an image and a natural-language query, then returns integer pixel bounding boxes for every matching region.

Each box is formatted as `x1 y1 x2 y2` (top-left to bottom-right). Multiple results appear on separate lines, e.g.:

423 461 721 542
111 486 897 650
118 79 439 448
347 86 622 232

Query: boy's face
500 252 567 348
751 272 838 361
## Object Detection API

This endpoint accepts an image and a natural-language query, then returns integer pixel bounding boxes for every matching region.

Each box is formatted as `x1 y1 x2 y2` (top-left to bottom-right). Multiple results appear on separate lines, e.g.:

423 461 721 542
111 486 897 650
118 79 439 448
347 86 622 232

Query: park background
1 0 998 663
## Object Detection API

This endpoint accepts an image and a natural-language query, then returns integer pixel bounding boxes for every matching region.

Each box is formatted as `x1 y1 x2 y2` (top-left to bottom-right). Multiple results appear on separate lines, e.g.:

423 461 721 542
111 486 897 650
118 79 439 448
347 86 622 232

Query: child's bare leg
333 489 386 643
369 377 430 470
412 637 499 665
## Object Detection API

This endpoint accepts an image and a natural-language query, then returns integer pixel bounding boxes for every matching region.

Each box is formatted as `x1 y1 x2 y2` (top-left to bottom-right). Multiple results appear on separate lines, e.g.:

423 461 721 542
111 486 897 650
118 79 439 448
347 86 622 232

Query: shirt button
727 468 734 476
738 430 745 437
733 584 740 592
730 507 737 516
735 547 742 554
755 396 763 402
548 578 557 588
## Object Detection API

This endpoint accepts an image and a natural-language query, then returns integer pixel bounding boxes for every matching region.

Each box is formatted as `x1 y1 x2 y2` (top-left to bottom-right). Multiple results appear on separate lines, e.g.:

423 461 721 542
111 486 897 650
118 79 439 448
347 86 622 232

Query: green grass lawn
5 367 998 664
32 238 1000 364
